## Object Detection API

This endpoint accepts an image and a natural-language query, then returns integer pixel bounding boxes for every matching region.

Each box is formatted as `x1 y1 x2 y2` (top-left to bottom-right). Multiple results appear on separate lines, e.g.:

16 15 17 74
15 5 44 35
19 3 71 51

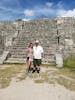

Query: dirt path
0 66 75 100
0 77 75 100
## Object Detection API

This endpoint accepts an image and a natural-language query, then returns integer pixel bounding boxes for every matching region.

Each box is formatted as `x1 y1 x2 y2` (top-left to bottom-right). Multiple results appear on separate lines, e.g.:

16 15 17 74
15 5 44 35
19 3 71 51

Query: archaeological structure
0 17 75 64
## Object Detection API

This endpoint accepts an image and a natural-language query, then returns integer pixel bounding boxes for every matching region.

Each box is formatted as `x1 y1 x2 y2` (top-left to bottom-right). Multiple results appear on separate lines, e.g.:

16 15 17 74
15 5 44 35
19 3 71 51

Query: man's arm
41 46 44 53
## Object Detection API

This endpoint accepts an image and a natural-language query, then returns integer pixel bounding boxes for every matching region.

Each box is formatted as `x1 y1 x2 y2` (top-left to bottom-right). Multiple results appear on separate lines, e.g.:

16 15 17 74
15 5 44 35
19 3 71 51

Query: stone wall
56 17 75 57
0 21 18 49
0 17 75 63
0 35 4 55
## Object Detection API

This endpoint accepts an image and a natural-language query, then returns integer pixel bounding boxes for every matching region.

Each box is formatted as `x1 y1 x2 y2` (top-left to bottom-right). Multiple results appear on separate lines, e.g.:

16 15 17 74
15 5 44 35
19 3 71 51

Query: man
33 40 43 73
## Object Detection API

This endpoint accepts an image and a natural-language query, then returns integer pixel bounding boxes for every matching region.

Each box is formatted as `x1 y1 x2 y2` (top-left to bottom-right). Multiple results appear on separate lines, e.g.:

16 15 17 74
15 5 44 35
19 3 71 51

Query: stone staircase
0 17 74 64
5 19 57 63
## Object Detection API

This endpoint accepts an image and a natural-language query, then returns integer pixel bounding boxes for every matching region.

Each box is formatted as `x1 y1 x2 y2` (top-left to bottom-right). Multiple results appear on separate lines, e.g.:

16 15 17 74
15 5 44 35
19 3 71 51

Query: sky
0 0 75 21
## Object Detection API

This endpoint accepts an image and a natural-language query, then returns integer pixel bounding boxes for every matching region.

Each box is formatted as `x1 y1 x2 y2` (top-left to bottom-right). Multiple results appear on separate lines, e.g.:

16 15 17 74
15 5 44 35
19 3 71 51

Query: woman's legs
27 60 33 73
29 61 33 70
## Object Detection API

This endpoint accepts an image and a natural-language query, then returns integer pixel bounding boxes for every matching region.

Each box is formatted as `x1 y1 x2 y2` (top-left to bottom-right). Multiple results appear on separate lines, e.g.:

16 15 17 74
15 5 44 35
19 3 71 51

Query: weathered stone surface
0 35 4 55
0 51 9 64
0 17 75 63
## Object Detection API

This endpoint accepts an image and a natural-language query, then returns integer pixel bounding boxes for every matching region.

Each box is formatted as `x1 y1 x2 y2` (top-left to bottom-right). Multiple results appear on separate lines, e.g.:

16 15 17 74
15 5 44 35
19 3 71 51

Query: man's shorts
33 59 42 66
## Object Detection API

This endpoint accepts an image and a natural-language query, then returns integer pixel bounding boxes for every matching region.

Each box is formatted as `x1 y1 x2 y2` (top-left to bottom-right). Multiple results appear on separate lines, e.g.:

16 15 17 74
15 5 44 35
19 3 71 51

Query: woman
26 43 33 73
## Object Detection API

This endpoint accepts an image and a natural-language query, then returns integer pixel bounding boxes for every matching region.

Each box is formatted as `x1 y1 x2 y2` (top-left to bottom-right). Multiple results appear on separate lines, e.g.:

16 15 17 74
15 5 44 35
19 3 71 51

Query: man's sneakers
37 67 40 73
37 70 40 73
32 67 40 73
32 67 36 73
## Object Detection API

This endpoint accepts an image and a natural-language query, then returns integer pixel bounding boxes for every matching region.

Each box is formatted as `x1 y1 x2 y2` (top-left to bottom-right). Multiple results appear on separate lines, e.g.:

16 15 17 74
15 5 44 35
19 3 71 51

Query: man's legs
33 59 41 73
26 57 33 73
32 59 37 73
36 59 41 73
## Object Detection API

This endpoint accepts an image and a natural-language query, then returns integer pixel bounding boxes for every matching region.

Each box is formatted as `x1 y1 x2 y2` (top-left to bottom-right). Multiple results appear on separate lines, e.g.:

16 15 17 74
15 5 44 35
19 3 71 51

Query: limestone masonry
0 17 75 63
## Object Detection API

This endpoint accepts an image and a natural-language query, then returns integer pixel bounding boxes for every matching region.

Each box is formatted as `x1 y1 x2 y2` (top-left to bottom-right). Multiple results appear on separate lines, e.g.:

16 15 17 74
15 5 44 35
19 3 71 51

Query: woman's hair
28 43 33 48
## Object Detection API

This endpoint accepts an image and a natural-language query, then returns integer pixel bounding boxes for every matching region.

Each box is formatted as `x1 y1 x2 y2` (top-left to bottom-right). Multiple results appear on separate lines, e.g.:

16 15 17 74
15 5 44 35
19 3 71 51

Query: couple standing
26 40 43 73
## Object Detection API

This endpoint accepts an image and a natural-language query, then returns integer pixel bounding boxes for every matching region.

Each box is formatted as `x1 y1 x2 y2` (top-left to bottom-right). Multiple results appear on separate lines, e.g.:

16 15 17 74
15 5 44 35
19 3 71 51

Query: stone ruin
0 17 75 64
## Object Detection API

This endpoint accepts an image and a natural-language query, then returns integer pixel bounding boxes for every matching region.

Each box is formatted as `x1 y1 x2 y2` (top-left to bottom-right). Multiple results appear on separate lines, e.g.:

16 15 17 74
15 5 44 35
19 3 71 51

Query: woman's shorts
26 57 33 61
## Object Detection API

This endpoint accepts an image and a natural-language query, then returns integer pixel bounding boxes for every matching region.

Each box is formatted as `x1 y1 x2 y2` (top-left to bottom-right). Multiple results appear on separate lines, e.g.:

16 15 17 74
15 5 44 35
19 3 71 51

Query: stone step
11 55 26 58
5 56 55 64
10 51 26 54
5 58 26 63
10 53 55 58
11 47 27 49
11 52 26 55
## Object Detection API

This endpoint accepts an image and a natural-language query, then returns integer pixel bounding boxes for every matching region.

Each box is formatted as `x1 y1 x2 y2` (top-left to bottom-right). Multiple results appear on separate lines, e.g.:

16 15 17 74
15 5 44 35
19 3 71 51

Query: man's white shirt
33 45 43 59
